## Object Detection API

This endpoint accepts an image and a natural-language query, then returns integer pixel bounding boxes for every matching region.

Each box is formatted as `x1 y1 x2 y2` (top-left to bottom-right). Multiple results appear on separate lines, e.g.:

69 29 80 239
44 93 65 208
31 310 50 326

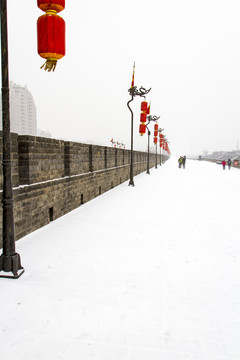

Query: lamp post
154 124 161 169
158 128 164 166
0 0 24 278
162 137 168 165
155 139 158 168
164 139 170 162
127 85 151 186
146 115 160 174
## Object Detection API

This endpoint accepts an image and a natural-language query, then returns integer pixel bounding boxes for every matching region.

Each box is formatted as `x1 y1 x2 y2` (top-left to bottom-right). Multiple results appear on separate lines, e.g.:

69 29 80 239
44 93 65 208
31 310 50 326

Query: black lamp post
127 85 151 186
155 140 158 169
146 115 160 175
163 138 168 164
158 128 164 166
0 0 24 278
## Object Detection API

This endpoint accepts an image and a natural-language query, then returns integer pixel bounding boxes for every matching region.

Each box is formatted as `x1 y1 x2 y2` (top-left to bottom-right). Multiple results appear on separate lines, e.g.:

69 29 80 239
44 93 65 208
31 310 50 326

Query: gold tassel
40 59 57 72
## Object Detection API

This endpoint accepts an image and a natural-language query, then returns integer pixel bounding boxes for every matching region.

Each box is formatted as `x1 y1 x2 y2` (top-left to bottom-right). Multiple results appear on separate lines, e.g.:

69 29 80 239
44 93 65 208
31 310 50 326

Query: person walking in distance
182 155 186 169
222 160 226 170
227 158 232 170
178 156 183 168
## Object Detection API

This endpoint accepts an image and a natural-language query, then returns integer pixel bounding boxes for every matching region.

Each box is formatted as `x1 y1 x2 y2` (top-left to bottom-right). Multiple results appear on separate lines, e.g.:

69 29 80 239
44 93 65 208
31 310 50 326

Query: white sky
3 0 240 155
1 159 240 358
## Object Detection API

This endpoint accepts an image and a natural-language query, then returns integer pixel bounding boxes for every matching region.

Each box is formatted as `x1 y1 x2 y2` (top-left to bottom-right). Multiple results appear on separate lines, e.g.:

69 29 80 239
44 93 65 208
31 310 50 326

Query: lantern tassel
40 59 57 72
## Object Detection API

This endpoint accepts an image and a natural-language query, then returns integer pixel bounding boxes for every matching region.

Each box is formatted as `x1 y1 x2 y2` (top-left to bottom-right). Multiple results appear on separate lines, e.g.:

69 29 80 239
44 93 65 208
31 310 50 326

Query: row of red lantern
138 100 170 152
37 0 66 72
153 123 158 144
159 139 170 154
161 141 170 154
159 132 164 148
139 101 150 136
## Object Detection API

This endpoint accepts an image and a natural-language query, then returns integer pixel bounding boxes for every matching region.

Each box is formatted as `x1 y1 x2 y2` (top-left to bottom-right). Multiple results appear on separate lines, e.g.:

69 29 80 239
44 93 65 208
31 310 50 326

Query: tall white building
0 82 37 136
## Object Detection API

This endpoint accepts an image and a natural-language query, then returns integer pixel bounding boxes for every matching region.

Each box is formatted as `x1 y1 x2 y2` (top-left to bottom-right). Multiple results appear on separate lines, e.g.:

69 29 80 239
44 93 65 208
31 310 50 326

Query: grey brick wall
0 132 169 248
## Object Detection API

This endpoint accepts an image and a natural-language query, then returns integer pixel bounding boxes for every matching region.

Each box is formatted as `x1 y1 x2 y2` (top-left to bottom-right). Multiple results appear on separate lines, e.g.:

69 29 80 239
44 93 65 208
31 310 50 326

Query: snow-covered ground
1 158 240 360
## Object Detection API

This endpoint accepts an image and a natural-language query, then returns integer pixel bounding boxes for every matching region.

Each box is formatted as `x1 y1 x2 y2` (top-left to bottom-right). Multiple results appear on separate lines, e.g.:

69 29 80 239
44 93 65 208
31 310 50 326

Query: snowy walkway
1 158 240 360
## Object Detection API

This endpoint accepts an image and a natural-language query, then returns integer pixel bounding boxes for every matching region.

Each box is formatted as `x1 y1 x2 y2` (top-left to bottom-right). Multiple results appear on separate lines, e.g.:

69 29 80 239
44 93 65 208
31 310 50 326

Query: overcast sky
3 0 240 155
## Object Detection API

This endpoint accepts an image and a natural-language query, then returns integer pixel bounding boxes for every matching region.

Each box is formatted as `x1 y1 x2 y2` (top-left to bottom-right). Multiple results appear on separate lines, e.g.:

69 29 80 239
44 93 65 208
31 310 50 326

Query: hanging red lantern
141 101 148 112
154 130 158 137
153 137 158 144
37 1 66 72
154 123 158 131
140 112 147 123
146 105 150 115
139 123 146 135
37 0 65 12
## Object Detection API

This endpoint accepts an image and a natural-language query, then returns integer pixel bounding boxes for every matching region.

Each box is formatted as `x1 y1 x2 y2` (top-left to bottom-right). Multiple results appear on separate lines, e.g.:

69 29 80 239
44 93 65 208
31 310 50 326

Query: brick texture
0 132 169 248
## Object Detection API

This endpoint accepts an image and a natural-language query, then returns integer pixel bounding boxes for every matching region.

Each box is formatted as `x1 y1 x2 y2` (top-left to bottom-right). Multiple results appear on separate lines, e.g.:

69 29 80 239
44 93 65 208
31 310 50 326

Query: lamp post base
0 253 24 278
128 180 135 186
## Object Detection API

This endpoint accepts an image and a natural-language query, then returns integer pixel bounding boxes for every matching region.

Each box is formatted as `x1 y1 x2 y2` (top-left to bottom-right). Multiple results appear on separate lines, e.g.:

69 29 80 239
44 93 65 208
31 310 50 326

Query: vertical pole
146 129 150 174
160 146 162 166
127 96 134 186
0 0 24 278
155 143 158 168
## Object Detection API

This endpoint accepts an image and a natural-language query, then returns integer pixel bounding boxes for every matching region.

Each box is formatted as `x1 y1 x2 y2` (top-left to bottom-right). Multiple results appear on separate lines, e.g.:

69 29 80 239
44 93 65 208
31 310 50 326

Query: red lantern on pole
153 137 158 144
154 123 158 131
140 112 147 123
146 104 151 115
141 101 148 112
37 1 66 71
139 101 148 136
154 130 158 137
139 123 146 135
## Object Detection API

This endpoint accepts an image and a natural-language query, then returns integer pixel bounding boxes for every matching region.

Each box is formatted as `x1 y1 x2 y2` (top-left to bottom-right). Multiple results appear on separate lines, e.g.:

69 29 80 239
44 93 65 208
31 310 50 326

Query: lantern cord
40 59 57 72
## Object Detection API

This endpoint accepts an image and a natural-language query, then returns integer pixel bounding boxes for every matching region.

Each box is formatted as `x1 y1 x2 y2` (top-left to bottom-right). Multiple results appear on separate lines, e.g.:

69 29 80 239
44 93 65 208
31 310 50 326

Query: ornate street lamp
153 123 159 169
158 128 164 166
146 115 160 174
127 63 151 186
161 137 169 164
0 0 24 278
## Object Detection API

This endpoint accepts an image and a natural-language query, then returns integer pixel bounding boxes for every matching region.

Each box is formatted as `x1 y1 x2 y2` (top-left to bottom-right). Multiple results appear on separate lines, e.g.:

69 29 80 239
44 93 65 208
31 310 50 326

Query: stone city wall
0 133 169 248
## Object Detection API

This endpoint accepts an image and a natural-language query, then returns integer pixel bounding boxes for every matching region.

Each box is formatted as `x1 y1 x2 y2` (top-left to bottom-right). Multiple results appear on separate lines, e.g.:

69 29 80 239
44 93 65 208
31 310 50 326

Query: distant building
37 129 52 138
0 81 37 136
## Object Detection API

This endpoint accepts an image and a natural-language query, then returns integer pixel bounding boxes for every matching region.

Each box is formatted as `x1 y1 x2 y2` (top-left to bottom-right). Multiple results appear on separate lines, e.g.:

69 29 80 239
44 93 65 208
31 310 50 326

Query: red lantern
37 0 65 12
37 0 65 71
37 12 65 71
146 104 150 115
153 137 158 144
141 101 148 112
140 112 147 123
154 130 158 137
154 123 158 131
139 123 146 135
